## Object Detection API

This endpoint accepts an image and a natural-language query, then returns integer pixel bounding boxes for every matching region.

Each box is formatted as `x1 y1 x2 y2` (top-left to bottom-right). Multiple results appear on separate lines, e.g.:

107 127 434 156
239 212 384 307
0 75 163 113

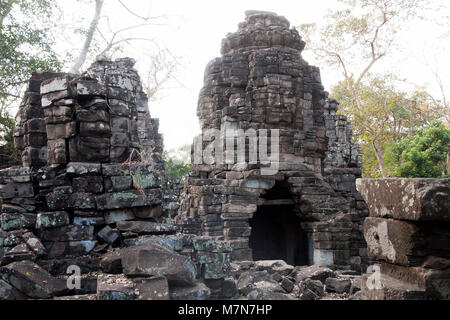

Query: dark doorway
249 181 309 266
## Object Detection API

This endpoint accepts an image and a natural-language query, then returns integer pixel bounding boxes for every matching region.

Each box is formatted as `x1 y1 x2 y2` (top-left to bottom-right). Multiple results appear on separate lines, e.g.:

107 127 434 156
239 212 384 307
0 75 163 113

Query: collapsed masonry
177 11 368 272
357 179 450 300
0 58 234 300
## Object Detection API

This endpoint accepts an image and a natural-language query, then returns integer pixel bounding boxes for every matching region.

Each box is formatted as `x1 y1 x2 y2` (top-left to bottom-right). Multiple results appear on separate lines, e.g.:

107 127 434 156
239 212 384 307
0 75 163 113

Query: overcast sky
55 0 449 151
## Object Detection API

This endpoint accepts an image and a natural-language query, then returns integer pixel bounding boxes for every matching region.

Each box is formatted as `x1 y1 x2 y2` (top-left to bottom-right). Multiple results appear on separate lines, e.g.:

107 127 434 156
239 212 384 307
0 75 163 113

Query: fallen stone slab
121 240 197 286
0 279 28 300
1 260 68 299
356 178 450 221
1 243 36 266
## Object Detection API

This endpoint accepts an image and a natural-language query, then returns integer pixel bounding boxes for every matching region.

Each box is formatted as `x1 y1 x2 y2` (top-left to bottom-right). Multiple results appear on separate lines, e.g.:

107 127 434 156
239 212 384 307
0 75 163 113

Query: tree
0 0 61 107
331 74 443 177
298 0 435 177
0 0 61 166
163 144 192 187
69 0 179 102
385 121 450 178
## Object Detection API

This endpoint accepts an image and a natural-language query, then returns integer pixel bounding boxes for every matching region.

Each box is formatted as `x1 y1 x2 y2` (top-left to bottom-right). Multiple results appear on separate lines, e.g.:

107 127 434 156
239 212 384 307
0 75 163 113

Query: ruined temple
0 11 448 301
177 11 368 272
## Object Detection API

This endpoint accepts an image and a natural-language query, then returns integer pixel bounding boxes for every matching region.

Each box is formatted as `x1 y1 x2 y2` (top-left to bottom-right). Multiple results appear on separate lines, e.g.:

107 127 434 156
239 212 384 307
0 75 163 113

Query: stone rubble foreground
0 10 448 301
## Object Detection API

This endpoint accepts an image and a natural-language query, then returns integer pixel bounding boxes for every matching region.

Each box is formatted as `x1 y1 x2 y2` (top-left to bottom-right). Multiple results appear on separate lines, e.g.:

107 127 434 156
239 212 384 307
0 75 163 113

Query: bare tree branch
71 0 104 73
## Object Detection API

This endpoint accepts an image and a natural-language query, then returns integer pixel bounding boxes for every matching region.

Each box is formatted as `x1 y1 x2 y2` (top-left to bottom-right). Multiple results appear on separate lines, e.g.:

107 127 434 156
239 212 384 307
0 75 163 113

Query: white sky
53 0 450 151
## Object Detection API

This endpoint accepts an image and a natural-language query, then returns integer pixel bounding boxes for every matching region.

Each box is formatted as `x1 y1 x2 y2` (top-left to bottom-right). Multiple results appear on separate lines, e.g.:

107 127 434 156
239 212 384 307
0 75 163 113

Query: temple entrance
249 181 309 266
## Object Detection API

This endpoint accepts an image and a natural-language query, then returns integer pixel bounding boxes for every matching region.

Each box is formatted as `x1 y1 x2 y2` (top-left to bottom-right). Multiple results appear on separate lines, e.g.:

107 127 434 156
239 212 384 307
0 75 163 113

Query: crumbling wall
177 11 368 272
0 58 235 300
357 178 450 300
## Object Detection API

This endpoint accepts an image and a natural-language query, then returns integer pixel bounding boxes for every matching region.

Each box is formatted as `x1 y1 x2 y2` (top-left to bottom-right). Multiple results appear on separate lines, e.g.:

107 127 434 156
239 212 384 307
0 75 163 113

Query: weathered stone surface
356 178 450 221
97 274 136 300
117 221 177 235
0 212 36 231
98 226 120 245
66 163 102 176
96 190 162 210
364 217 450 266
134 276 169 300
44 240 97 258
0 279 28 300
121 241 197 285
299 278 324 298
100 251 123 274
176 10 367 274
1 260 67 298
104 209 136 224
246 281 293 300
325 277 351 294
36 211 70 229
170 282 211 300
40 225 94 242
293 265 336 284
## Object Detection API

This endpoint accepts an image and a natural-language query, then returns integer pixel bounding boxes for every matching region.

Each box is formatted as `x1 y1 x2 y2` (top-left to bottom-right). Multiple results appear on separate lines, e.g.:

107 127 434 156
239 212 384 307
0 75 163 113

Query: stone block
36 211 70 229
133 276 169 300
97 226 120 245
356 178 450 221
95 189 162 210
0 213 36 231
1 260 67 299
117 221 177 235
40 225 95 242
72 176 104 194
66 162 102 175
364 217 450 266
44 240 97 258
97 274 135 300
121 240 197 286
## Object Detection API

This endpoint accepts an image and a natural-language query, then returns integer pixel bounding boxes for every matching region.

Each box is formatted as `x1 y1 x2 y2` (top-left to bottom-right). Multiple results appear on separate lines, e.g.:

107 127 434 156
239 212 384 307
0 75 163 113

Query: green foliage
385 121 450 178
0 0 61 106
163 144 192 186
0 109 20 165
330 74 443 177
0 0 61 165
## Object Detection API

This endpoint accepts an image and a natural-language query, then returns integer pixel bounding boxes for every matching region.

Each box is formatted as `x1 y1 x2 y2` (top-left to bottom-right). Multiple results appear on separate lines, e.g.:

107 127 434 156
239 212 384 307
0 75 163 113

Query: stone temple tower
177 11 368 272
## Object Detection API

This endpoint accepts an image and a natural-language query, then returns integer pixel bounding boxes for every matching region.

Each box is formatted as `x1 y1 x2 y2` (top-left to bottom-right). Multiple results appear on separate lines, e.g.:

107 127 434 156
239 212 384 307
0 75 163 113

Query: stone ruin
0 11 448 301
0 57 222 300
357 179 450 300
177 10 368 272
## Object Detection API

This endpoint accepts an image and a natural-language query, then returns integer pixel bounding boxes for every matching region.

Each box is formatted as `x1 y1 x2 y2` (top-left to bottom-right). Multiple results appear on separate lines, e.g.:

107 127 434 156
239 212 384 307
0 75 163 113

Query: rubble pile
0 58 229 300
